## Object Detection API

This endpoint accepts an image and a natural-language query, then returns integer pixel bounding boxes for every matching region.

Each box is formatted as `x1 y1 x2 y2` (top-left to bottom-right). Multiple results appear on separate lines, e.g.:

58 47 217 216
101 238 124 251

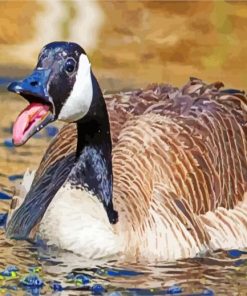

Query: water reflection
1 233 247 295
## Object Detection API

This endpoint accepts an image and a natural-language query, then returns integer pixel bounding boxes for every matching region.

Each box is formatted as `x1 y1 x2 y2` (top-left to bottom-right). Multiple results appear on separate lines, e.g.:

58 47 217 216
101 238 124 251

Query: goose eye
65 59 76 74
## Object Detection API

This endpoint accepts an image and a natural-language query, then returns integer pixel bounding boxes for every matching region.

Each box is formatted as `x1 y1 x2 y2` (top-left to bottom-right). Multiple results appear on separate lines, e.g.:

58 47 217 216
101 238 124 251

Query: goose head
8 41 94 146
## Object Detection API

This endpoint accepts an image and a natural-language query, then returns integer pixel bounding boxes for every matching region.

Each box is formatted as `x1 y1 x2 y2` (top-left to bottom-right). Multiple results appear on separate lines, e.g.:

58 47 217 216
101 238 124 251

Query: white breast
39 184 121 259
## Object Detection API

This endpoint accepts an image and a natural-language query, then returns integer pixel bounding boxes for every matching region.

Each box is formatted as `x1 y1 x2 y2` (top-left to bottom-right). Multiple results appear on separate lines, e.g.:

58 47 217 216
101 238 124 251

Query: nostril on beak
30 81 39 87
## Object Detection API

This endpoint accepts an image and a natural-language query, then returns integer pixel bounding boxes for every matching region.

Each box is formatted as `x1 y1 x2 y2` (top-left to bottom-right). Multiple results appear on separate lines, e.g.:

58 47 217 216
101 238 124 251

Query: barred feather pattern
9 78 247 260
112 79 247 259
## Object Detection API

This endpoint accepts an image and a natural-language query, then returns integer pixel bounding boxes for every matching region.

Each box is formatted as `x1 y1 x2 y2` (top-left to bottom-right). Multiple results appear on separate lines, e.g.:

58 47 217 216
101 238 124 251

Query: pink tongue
13 103 49 145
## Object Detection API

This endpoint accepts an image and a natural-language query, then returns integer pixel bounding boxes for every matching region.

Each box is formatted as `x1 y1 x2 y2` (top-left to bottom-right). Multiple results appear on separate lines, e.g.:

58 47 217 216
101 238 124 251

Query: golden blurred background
1 4 247 293
0 0 247 90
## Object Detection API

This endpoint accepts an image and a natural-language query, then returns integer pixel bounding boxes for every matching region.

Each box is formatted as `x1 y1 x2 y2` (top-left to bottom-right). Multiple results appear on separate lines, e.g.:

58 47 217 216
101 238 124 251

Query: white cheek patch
58 54 93 122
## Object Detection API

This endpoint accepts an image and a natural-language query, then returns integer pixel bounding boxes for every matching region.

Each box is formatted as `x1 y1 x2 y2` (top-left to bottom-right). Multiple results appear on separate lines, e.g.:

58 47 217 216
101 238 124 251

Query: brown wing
112 78 247 250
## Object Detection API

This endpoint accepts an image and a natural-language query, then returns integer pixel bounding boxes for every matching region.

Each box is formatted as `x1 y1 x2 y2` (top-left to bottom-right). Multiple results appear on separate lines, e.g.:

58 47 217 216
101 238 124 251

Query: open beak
8 69 55 146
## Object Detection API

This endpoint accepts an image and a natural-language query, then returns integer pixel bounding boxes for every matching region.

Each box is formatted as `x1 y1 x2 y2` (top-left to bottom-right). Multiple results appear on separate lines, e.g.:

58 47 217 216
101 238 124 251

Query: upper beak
8 69 52 104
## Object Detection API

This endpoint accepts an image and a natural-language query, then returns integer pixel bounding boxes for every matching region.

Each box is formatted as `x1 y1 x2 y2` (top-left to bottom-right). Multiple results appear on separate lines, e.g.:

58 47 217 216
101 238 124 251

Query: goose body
6 42 247 261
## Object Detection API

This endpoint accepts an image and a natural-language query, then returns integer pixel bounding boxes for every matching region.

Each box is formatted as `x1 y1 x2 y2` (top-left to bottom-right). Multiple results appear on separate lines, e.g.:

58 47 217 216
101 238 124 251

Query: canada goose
5 42 247 261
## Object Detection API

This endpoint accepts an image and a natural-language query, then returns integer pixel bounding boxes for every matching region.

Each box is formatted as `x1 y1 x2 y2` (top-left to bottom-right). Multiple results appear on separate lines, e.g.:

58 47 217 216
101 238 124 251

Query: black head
8 41 93 146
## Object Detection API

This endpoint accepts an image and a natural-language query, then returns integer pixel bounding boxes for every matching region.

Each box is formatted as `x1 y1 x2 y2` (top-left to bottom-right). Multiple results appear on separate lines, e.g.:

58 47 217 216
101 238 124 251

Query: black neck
67 73 118 224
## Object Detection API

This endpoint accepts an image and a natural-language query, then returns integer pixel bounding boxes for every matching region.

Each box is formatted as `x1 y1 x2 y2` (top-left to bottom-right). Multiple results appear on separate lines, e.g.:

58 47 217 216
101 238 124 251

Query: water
1 85 247 296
